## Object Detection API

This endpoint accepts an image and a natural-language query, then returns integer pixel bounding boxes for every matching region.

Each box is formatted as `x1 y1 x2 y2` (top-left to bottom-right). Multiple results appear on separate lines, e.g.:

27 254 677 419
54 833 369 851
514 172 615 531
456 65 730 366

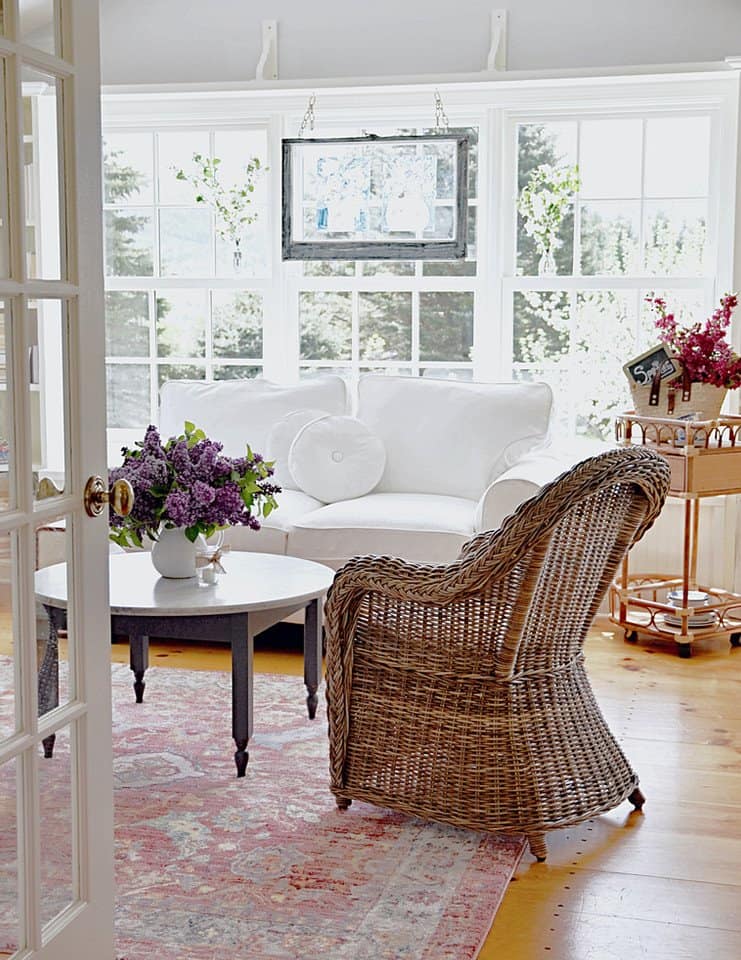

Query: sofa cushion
357 375 553 501
221 489 323 555
289 416 386 503
265 408 327 490
288 492 475 568
158 376 348 459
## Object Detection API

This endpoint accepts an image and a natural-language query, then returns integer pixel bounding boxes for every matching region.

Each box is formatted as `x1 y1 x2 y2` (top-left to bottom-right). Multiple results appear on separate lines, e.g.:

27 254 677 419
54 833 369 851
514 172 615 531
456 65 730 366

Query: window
294 125 478 385
102 127 270 439
101 76 734 455
507 114 713 439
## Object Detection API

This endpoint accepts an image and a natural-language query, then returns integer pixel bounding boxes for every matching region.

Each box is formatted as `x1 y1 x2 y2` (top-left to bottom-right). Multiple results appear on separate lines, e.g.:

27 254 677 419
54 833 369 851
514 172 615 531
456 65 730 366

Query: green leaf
184 525 200 543
184 420 195 434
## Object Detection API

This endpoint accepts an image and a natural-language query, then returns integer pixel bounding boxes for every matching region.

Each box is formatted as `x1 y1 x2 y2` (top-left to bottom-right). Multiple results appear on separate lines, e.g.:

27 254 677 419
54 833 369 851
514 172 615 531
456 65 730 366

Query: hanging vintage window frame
282 133 470 260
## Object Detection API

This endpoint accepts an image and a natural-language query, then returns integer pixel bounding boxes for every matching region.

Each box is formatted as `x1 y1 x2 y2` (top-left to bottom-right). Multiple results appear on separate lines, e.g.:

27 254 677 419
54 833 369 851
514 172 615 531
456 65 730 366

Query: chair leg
528 832 547 862
628 787 645 811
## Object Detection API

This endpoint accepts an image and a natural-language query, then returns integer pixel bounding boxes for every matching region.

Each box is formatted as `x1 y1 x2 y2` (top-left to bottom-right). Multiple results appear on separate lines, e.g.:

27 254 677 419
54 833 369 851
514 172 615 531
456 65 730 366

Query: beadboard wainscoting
625 496 735 591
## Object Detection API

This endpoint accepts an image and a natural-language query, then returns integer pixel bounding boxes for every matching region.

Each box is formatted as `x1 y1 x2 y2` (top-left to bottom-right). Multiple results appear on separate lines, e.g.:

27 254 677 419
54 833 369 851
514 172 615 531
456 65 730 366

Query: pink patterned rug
1 659 525 959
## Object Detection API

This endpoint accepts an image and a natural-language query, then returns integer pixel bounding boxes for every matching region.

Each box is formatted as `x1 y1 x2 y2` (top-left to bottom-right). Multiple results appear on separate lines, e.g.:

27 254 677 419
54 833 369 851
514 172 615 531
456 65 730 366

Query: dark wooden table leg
230 613 253 777
304 598 322 720
38 605 65 759
129 635 149 703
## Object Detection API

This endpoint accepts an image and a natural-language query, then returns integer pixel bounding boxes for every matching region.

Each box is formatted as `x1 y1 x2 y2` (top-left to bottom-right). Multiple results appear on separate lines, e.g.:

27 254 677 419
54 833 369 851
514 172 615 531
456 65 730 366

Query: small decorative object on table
197 544 229 583
109 422 280 578
625 294 741 418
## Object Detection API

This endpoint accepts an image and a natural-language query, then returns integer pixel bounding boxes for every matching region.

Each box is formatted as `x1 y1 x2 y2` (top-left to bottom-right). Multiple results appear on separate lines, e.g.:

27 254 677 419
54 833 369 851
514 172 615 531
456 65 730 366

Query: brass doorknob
83 476 134 518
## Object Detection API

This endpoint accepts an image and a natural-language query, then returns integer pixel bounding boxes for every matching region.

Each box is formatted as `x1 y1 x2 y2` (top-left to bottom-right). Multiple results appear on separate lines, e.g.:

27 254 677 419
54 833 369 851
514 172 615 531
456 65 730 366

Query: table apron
112 613 244 642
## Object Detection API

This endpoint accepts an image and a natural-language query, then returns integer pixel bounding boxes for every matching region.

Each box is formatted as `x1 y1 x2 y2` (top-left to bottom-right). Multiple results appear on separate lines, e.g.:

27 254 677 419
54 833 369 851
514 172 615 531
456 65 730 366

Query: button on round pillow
265 408 328 490
288 416 386 503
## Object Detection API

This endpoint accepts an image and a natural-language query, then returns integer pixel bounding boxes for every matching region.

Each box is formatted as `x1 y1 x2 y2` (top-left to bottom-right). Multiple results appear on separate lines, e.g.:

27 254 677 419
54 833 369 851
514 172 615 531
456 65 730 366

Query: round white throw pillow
288 416 386 503
265 408 328 490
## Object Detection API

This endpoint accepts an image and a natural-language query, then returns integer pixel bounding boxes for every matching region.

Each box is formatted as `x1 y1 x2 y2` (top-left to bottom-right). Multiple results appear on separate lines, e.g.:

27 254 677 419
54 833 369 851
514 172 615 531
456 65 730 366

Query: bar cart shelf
610 412 741 657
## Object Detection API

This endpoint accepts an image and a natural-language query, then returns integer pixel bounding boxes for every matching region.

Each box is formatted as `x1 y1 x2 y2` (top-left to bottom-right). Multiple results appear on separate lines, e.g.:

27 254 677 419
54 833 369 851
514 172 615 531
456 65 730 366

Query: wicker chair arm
326 447 671 680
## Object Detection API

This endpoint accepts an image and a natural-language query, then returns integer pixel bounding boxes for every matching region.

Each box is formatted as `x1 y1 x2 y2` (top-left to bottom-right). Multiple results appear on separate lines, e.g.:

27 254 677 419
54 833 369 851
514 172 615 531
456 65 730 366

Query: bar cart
610 413 741 657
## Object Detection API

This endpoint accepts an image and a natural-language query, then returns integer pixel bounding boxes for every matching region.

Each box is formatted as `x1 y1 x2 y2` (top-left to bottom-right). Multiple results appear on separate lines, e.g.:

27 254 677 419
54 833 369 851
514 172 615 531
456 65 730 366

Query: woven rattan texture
325 447 670 860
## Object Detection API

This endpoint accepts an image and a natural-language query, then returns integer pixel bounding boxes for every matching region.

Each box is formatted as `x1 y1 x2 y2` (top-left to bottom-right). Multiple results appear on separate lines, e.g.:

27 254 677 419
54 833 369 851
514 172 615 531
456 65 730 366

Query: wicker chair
325 447 670 861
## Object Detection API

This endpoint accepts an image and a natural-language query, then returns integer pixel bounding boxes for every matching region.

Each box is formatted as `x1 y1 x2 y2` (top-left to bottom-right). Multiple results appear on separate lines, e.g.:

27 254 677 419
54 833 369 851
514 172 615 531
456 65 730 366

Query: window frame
102 120 275 449
499 103 727 436
101 71 739 447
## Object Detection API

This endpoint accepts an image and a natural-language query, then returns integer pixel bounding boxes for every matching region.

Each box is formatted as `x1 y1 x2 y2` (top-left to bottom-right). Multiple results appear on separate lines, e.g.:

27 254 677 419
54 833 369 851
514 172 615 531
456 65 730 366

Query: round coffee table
35 551 335 776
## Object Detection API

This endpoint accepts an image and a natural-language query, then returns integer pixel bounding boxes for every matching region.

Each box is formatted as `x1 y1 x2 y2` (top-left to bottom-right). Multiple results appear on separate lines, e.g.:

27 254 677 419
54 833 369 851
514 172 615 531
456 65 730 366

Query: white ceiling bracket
256 20 279 82
486 9 508 72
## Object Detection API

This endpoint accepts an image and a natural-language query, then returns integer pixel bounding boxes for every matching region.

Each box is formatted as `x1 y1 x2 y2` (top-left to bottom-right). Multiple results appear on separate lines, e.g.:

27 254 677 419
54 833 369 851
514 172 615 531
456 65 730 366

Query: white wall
100 0 741 85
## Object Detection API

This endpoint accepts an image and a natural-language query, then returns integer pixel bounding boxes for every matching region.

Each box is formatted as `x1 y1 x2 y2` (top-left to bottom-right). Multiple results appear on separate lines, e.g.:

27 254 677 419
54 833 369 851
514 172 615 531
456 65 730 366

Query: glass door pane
30 299 68 500
20 0 60 56
22 67 64 281
0 529 17 743
0 756 19 954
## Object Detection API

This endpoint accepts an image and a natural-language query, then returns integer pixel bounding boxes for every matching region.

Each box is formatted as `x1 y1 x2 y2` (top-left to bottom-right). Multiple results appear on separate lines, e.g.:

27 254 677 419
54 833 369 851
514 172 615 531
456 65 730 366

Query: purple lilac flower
108 421 280 544
191 480 216 507
164 489 196 528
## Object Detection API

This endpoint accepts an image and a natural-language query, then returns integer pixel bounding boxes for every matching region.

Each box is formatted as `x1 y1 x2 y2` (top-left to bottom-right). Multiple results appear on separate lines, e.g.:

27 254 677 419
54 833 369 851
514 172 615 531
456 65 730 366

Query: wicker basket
629 378 727 420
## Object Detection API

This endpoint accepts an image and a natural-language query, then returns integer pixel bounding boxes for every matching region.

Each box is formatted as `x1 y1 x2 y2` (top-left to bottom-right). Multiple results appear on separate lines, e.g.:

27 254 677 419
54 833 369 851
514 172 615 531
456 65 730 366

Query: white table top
35 551 335 617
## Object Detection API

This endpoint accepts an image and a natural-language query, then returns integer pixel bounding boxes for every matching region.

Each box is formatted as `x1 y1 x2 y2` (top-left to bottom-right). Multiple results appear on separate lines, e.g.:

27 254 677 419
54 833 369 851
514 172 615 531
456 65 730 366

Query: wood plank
501 869 741 931
486 905 741 960
518 812 741 885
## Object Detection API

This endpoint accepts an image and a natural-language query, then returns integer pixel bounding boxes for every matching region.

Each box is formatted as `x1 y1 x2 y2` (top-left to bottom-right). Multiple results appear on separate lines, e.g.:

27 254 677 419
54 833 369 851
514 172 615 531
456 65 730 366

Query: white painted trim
102 74 739 130
100 60 739 101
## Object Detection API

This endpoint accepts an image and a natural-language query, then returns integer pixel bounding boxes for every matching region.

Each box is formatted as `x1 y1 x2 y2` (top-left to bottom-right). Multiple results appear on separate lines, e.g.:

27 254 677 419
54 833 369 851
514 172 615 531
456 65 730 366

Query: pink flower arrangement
646 293 741 390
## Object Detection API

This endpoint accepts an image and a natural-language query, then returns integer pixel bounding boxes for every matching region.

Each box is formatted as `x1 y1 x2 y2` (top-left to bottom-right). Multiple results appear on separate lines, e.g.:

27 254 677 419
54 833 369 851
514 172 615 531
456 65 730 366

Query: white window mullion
263 113 293 382
639 117 648 283
205 288 214 380
351 289 360 372
411 289 420 375
479 107 508 381
573 121 582 278
148 288 158 422
151 131 161 279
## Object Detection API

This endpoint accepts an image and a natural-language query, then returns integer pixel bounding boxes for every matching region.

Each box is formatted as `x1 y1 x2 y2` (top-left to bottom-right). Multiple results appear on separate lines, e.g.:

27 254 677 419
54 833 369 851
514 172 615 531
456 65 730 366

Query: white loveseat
158 374 573 569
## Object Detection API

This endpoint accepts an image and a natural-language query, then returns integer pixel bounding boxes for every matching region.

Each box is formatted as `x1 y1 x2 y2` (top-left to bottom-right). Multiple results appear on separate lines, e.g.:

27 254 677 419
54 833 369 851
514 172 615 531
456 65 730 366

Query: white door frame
0 2 114 956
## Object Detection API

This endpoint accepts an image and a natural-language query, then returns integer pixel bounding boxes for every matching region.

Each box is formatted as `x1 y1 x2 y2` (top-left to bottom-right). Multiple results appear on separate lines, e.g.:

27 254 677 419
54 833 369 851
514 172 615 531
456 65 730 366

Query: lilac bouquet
109 421 280 549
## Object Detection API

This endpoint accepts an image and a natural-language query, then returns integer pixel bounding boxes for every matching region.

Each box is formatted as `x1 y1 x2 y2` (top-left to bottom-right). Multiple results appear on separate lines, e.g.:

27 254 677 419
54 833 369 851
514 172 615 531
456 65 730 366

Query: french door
0 2 114 958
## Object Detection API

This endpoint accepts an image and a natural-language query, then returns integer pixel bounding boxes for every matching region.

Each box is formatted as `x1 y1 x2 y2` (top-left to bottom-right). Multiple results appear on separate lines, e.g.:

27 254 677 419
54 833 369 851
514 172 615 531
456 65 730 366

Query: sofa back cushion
159 377 348 459
357 375 553 500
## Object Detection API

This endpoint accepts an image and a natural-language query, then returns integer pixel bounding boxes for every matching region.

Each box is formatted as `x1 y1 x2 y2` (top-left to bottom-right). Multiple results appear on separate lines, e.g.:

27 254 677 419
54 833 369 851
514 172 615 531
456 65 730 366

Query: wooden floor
4 616 740 958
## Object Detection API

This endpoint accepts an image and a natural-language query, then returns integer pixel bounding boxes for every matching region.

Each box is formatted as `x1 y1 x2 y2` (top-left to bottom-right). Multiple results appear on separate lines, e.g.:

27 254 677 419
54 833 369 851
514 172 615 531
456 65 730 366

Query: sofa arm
474 447 604 533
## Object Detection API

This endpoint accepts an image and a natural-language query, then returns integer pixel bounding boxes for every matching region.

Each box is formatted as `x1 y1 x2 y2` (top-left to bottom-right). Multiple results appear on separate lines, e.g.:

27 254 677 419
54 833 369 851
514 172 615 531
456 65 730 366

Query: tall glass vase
538 248 557 276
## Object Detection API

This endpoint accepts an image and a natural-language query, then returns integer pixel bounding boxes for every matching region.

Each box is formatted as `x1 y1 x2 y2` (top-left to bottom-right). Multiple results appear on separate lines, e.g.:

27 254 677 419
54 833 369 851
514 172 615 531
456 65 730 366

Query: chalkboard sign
623 343 680 386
